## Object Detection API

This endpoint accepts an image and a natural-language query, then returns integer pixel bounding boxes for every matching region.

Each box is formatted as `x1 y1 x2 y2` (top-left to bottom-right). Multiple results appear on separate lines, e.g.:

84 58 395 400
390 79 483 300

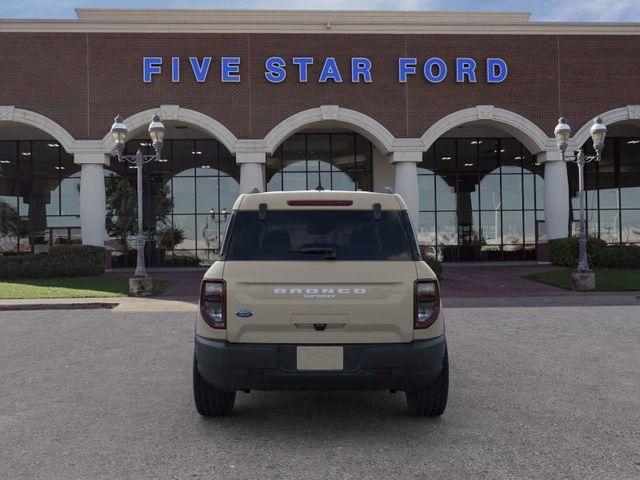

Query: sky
1 0 640 22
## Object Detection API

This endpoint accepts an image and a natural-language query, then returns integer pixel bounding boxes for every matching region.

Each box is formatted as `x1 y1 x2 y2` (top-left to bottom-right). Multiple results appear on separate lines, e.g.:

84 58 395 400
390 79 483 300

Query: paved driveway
1 304 639 479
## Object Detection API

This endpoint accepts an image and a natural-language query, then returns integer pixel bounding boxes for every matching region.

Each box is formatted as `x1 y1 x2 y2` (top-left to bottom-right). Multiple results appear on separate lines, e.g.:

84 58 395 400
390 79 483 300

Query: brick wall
1 32 639 142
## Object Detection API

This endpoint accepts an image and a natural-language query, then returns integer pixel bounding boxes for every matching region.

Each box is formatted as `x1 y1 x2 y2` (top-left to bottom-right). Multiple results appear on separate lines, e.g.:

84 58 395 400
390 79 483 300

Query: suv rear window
223 210 418 261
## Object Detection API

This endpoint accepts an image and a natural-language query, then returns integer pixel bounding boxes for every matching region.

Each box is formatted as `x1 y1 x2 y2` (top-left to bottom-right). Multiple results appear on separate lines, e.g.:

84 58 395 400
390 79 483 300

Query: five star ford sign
142 56 508 84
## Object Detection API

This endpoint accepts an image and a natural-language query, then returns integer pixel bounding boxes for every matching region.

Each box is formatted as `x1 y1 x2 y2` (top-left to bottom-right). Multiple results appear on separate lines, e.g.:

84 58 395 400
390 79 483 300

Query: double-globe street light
110 114 166 284
553 116 607 287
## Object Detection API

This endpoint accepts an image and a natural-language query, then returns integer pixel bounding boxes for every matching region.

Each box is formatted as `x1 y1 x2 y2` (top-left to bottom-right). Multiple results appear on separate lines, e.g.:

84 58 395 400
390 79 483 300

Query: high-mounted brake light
287 200 353 206
200 280 226 329
414 280 440 329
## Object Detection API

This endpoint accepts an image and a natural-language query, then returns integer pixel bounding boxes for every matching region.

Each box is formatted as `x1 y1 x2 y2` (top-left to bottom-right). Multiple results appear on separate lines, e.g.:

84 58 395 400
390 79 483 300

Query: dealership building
1 9 640 265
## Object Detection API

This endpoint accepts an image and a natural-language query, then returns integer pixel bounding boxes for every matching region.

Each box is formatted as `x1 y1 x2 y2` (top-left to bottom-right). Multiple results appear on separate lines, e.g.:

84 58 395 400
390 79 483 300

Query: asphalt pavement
1 304 639 479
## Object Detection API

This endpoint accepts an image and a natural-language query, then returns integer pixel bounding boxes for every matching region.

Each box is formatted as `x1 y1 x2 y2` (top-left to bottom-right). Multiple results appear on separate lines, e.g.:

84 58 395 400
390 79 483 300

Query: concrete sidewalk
2 292 639 312
0 295 197 312
1 264 638 311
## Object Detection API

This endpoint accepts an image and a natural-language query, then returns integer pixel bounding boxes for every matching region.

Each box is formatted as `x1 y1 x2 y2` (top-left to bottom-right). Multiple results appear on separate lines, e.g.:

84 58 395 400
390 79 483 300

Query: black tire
405 349 449 417
193 357 236 417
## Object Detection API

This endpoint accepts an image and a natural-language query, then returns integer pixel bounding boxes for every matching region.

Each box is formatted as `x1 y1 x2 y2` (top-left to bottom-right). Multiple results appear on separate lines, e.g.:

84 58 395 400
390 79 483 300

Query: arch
572 105 640 148
100 105 239 155
420 106 553 155
0 106 76 153
263 106 396 155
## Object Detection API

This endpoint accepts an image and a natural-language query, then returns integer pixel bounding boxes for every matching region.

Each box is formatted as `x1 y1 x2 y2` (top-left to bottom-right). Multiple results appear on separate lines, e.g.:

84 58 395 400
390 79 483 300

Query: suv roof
234 190 407 211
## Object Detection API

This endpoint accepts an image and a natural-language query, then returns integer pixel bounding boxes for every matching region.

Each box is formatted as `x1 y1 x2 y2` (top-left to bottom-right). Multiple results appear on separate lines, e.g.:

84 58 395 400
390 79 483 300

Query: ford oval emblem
235 310 254 318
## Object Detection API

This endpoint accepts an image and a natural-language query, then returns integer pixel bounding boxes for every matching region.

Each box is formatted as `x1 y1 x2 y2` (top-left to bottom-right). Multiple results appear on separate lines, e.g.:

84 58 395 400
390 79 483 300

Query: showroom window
266 133 373 192
570 137 640 244
418 138 545 261
0 140 80 254
107 139 239 267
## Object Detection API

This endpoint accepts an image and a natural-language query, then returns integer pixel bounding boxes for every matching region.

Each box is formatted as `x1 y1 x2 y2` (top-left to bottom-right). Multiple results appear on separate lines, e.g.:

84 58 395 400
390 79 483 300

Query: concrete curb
0 302 119 311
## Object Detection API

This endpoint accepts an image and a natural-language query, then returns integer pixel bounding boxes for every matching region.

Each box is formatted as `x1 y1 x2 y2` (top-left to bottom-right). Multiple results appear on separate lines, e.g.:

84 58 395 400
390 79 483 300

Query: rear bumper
194 335 446 392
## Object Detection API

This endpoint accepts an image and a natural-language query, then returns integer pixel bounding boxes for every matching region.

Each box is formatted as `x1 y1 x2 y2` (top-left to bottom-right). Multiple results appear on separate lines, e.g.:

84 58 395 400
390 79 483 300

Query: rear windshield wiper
294 247 337 259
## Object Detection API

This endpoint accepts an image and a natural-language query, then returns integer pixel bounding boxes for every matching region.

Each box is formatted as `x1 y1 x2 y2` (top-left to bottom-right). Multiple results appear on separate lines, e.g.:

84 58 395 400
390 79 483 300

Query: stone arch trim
572 105 640 148
420 106 553 154
100 105 239 154
0 106 76 153
263 106 397 155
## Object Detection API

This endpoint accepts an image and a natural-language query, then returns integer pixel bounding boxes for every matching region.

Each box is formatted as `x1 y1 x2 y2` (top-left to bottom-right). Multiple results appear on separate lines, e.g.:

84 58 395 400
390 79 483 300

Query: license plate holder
296 346 344 371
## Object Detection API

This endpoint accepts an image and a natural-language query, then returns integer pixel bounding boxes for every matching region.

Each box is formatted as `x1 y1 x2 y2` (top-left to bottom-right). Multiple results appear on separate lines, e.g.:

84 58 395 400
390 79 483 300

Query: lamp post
110 114 165 283
553 116 607 288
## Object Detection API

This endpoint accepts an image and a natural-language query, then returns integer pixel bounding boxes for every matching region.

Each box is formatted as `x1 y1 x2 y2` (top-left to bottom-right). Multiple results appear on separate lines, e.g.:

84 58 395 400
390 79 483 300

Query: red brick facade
1 32 639 141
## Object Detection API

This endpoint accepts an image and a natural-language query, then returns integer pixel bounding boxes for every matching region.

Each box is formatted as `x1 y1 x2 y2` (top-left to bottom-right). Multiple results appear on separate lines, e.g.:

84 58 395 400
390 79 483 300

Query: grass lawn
526 268 640 291
0 276 170 299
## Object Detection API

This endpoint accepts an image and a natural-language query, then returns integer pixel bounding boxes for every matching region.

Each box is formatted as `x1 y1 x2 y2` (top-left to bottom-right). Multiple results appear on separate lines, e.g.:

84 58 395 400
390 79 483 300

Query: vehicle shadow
194 390 447 439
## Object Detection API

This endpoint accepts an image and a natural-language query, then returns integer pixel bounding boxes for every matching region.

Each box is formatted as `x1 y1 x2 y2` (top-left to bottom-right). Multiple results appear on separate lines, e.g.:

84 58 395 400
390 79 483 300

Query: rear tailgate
223 261 417 344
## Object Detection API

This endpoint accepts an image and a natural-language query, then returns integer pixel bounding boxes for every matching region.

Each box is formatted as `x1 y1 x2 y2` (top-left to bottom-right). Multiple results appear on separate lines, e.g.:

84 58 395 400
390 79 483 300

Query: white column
237 151 266 193
391 151 421 231
75 153 109 246
539 151 569 239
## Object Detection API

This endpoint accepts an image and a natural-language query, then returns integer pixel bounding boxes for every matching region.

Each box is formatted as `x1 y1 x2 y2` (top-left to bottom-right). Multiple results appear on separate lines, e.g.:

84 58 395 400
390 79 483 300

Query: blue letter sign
319 57 343 83
221 57 241 82
143 57 162 83
292 57 314 82
398 58 417 83
142 55 508 84
424 58 447 83
456 58 477 83
487 58 508 83
351 58 372 83
189 57 211 83
265 56 287 83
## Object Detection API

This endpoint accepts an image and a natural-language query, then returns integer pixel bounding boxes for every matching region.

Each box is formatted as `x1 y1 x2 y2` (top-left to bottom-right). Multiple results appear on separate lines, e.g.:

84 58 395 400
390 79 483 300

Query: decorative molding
572 105 640 148
4 10 640 35
100 106 239 154
320 105 339 120
535 151 563 164
0 106 76 153
627 105 640 120
421 106 552 154
476 105 495 120
160 104 180 120
0 106 15 121
263 105 396 154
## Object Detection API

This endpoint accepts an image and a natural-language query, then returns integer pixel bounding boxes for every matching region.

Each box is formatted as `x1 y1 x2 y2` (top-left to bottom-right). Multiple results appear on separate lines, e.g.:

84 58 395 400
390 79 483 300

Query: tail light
414 280 440 329
200 280 226 329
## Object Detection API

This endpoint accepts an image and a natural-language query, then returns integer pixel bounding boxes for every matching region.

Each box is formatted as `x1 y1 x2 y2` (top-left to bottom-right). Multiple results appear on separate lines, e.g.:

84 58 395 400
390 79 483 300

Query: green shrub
593 245 640 269
164 254 200 267
549 237 607 267
550 237 640 269
0 245 106 279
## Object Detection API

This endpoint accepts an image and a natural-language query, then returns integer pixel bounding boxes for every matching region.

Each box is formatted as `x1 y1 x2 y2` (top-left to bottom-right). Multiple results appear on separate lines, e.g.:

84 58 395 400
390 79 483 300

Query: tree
0 201 21 250
105 175 173 252
157 226 185 252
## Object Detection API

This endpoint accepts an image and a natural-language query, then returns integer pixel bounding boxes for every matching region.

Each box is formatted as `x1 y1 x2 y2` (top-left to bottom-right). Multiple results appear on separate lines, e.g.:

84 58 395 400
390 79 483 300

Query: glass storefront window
0 140 79 254
418 174 435 211
419 136 545 261
105 138 239 267
266 132 373 193
567 136 640 245
621 211 640 243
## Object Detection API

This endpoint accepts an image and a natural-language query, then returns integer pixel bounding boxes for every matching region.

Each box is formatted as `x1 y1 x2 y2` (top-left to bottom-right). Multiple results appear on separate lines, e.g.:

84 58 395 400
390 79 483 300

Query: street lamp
554 116 607 277
110 113 165 280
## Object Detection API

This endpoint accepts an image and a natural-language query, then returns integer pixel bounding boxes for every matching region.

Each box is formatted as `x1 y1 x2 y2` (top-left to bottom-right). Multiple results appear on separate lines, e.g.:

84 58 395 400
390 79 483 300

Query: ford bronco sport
193 190 448 416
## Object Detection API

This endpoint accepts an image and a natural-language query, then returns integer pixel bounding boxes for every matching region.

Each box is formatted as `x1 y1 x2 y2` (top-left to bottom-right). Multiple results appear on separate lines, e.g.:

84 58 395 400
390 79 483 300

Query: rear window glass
224 210 417 261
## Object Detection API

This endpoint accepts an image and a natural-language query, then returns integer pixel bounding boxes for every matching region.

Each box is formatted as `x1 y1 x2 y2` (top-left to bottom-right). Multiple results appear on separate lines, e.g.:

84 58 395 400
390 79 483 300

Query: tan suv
193 190 448 416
